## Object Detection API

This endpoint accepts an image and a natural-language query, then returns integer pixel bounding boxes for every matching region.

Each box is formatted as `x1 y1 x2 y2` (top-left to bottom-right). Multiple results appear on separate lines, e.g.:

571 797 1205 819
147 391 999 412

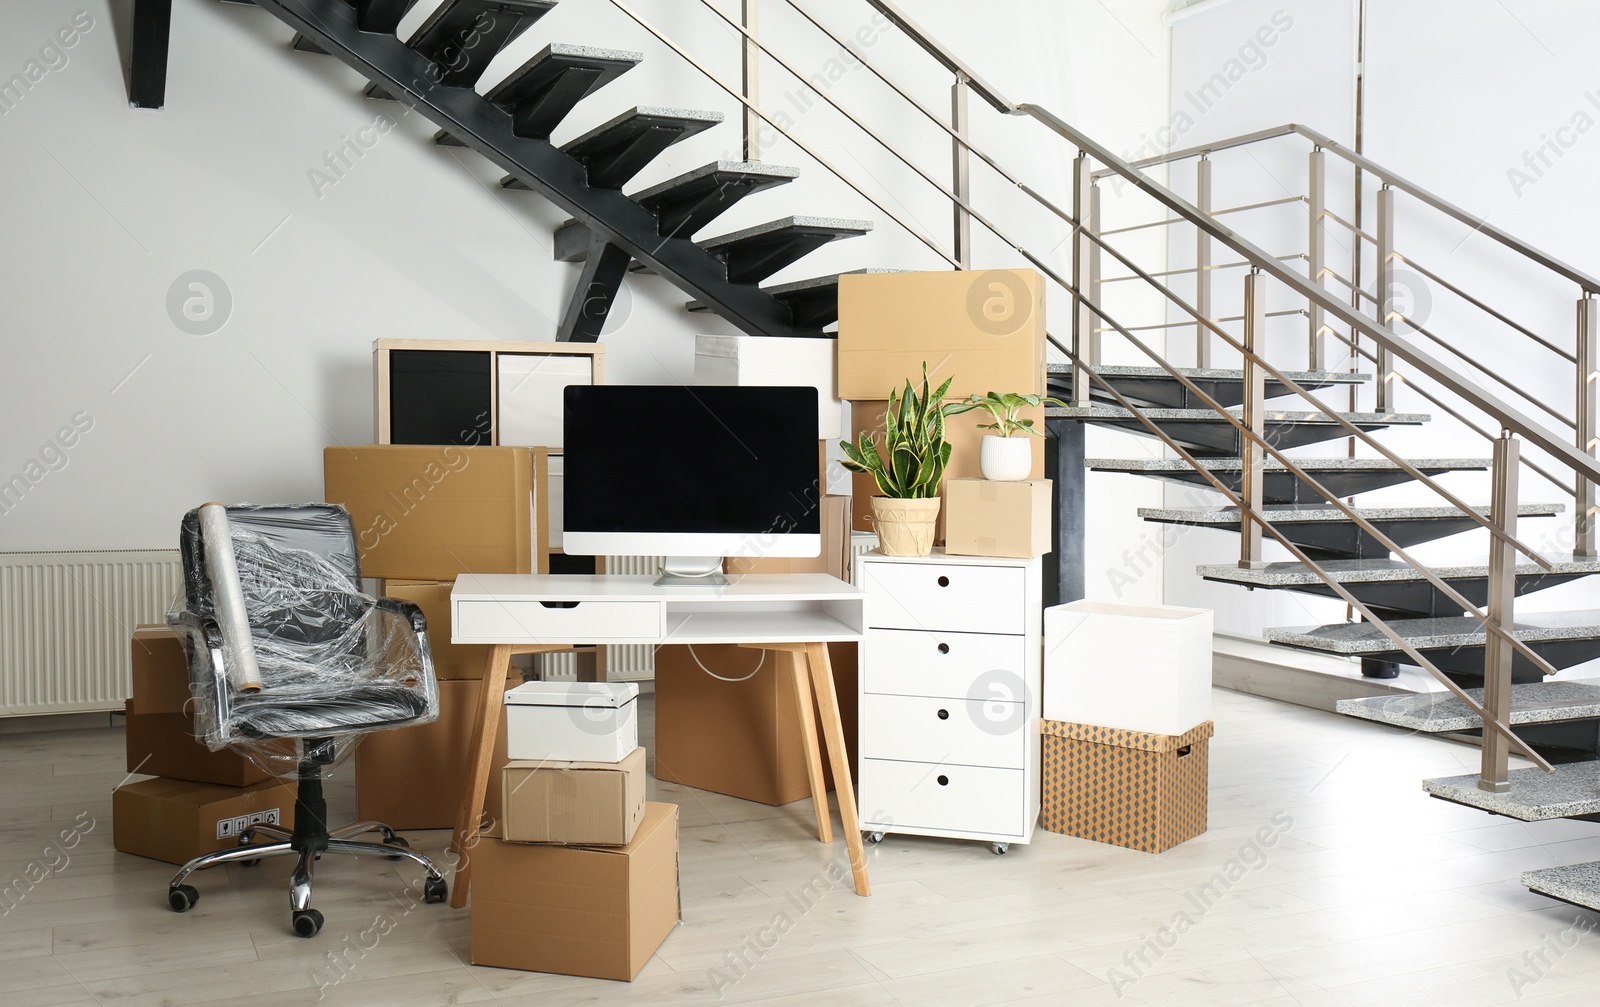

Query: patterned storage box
1040 720 1213 853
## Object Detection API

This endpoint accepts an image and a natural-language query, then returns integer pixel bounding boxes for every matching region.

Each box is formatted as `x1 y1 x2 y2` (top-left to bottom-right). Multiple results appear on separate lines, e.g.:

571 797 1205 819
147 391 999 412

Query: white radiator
533 554 662 683
0 551 183 716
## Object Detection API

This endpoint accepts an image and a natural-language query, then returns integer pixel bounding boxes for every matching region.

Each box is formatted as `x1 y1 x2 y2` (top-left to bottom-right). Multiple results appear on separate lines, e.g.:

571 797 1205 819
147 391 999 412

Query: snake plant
839 364 955 499
943 391 1067 437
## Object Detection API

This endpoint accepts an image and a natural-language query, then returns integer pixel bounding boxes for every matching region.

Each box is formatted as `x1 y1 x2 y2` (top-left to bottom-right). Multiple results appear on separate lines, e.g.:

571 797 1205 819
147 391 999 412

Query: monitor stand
654 556 729 587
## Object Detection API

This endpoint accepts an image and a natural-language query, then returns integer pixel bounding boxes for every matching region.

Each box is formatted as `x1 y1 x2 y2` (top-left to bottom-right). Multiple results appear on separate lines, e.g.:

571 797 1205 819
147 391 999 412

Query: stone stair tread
1278 614 1600 654
476 42 644 100
1048 404 1429 423
629 160 800 202
1090 457 1490 472
1140 503 1563 523
562 105 725 149
684 268 903 312
698 215 875 249
1522 862 1600 911
1335 678 1600 731
1047 363 1370 383
1199 556 1600 586
1423 761 1600 821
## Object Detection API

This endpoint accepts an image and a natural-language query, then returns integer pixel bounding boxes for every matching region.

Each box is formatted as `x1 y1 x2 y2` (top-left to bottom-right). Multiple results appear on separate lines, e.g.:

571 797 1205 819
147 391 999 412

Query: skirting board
1212 632 1442 714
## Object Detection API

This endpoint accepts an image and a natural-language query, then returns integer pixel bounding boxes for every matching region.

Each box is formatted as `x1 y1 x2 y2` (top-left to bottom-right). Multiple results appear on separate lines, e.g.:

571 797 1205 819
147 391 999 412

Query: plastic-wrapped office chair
164 504 449 937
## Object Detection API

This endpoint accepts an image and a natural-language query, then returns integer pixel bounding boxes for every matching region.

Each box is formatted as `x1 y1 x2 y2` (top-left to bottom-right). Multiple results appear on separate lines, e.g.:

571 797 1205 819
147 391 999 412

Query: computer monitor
562 385 822 584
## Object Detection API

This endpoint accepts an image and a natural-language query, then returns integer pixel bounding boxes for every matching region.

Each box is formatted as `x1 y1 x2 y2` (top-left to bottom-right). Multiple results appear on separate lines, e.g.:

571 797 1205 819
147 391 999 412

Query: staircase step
699 216 874 284
1050 404 1428 456
1048 363 1369 409
1335 679 1600 732
290 32 328 53
478 43 643 139
1277 615 1600 682
1139 503 1563 560
634 161 800 239
686 269 906 330
562 107 723 189
1424 761 1600 821
398 0 557 87
1198 557 1600 619
1088 457 1492 504
1523 862 1600 911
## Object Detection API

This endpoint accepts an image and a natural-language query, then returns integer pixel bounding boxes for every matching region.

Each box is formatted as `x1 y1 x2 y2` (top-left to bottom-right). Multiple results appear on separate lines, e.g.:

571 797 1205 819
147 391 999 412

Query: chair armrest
169 608 225 657
373 596 428 636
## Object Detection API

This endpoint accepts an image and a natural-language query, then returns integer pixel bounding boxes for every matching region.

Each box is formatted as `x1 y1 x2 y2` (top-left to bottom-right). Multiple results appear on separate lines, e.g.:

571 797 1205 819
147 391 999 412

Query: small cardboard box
695 334 845 439
113 777 298 866
131 625 192 716
653 642 857 806
501 747 647 845
837 269 1046 401
725 494 851 579
943 478 1052 558
504 682 639 763
323 445 534 581
356 675 515 831
471 801 681 981
1040 720 1213 854
1043 601 1213 735
378 579 488 681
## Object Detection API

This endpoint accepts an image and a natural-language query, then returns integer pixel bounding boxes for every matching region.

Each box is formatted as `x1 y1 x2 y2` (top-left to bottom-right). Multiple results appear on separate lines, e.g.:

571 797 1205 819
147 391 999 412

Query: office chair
164 503 449 937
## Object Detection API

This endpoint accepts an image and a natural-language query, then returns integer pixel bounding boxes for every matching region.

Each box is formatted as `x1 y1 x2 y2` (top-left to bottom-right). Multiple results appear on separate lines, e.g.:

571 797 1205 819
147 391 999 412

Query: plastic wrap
168 504 439 778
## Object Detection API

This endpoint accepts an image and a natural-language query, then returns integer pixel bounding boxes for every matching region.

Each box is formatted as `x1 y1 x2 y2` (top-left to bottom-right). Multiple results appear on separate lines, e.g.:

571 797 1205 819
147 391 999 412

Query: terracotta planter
980 435 1032 481
869 497 941 557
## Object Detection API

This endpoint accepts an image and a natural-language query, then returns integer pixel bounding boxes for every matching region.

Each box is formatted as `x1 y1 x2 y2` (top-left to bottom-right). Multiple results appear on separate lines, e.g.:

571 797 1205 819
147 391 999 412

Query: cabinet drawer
862 562 1024 634
859 694 1026 768
454 599 661 642
864 628 1028 699
859 758 1026 837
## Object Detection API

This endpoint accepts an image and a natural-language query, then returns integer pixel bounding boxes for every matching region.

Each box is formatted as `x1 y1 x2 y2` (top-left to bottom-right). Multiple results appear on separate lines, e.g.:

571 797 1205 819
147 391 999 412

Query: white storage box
504 682 640 762
694 334 845 439
1043 601 1212 735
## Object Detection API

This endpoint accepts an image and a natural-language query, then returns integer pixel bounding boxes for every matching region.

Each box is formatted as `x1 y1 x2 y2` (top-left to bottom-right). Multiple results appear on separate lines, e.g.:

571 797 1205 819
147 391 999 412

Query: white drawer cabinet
855 549 1042 854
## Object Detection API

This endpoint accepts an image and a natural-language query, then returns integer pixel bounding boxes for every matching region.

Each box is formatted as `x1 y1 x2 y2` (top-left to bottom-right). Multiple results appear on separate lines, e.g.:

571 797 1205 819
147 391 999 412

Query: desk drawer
859 758 1026 837
862 562 1024 634
454 599 661 642
864 628 1027 699
860 694 1026 769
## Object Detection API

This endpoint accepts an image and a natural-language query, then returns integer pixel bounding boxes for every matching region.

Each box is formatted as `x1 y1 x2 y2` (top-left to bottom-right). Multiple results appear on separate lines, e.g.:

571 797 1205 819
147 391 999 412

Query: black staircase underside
1089 457 1493 504
247 0 820 337
1053 405 1429 456
1048 364 1370 410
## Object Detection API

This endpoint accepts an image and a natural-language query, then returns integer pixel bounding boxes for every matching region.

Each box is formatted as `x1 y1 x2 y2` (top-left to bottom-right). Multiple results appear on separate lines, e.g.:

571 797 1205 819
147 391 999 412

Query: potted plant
945 391 1066 481
840 365 954 557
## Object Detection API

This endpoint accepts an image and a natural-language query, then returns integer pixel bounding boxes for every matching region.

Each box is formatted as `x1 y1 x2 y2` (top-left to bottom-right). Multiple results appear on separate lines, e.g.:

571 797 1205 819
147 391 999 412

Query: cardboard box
471 802 680 981
695 334 845 439
501 747 647 845
1040 720 1212 854
725 494 851 579
1043 602 1213 735
324 445 534 581
113 777 299 866
378 579 488 681
654 642 857 806
504 682 639 763
837 269 1046 401
848 400 1044 534
131 624 192 715
943 478 1052 559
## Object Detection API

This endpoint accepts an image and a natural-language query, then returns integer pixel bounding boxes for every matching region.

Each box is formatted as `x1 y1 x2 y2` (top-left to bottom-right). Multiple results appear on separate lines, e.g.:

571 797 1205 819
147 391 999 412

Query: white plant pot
979 435 1032 481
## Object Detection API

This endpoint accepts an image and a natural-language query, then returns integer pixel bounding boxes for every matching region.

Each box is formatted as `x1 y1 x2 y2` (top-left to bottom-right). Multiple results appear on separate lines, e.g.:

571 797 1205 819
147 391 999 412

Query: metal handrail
1393 253 1575 362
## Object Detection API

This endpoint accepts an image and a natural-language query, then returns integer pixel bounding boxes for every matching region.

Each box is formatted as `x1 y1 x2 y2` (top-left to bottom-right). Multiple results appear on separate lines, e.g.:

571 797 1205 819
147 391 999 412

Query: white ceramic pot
869 497 941 557
979 435 1032 481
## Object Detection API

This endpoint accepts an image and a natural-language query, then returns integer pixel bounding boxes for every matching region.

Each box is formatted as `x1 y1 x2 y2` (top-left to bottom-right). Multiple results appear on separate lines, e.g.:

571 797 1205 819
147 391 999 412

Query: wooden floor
2 688 1598 1006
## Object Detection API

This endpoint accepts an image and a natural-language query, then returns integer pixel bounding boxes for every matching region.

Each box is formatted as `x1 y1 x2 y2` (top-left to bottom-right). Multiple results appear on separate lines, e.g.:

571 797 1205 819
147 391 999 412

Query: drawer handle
936 775 949 786
539 601 580 610
936 642 950 655
937 709 949 720
937 575 950 587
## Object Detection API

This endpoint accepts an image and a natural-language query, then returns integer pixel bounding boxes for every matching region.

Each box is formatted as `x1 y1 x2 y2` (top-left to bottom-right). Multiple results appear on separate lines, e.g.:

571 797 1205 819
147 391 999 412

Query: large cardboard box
113 777 299 866
378 579 487 681
943 478 1052 559
324 445 534 581
837 269 1046 401
725 495 851 579
654 642 857 806
1043 602 1213 735
1040 720 1212 854
471 802 680 981
501 747 647 845
848 400 1044 533
695 334 845 439
356 675 515 831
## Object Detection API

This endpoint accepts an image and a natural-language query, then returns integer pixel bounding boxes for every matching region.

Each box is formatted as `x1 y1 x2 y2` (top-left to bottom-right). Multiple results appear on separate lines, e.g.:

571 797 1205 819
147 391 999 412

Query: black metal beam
248 0 809 337
1044 419 1085 608
558 237 631 343
130 0 173 110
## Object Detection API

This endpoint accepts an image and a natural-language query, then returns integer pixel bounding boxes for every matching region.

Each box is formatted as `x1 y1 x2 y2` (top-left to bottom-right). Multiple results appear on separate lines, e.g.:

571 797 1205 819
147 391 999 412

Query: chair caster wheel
168 885 199 912
990 842 1009 856
863 831 884 845
423 877 448 904
384 836 410 861
292 908 325 937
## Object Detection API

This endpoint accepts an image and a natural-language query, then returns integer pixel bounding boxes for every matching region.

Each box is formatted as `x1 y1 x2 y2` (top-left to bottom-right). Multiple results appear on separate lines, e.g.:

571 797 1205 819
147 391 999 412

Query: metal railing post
1307 148 1327 370
1195 154 1212 368
1072 153 1098 405
1479 431 1520 793
1240 270 1267 568
951 74 971 269
1577 296 1598 558
1375 185 1396 412
741 0 760 161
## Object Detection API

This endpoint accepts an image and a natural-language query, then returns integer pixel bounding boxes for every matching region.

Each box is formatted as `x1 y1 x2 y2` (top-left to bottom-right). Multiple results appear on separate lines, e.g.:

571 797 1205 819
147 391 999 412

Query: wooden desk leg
804 643 870 897
448 643 511 909
785 650 833 845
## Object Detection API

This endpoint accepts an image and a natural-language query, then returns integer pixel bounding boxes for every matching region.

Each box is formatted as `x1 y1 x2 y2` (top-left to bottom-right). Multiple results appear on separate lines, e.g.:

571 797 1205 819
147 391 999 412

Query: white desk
448 573 871 903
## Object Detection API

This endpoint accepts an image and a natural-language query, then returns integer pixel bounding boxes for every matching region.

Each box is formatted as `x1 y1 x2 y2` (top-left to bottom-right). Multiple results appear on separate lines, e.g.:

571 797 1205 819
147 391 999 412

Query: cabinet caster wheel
292 908 324 937
168 884 199 912
863 831 884 845
990 842 1009 856
384 835 410 861
423 877 448 904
